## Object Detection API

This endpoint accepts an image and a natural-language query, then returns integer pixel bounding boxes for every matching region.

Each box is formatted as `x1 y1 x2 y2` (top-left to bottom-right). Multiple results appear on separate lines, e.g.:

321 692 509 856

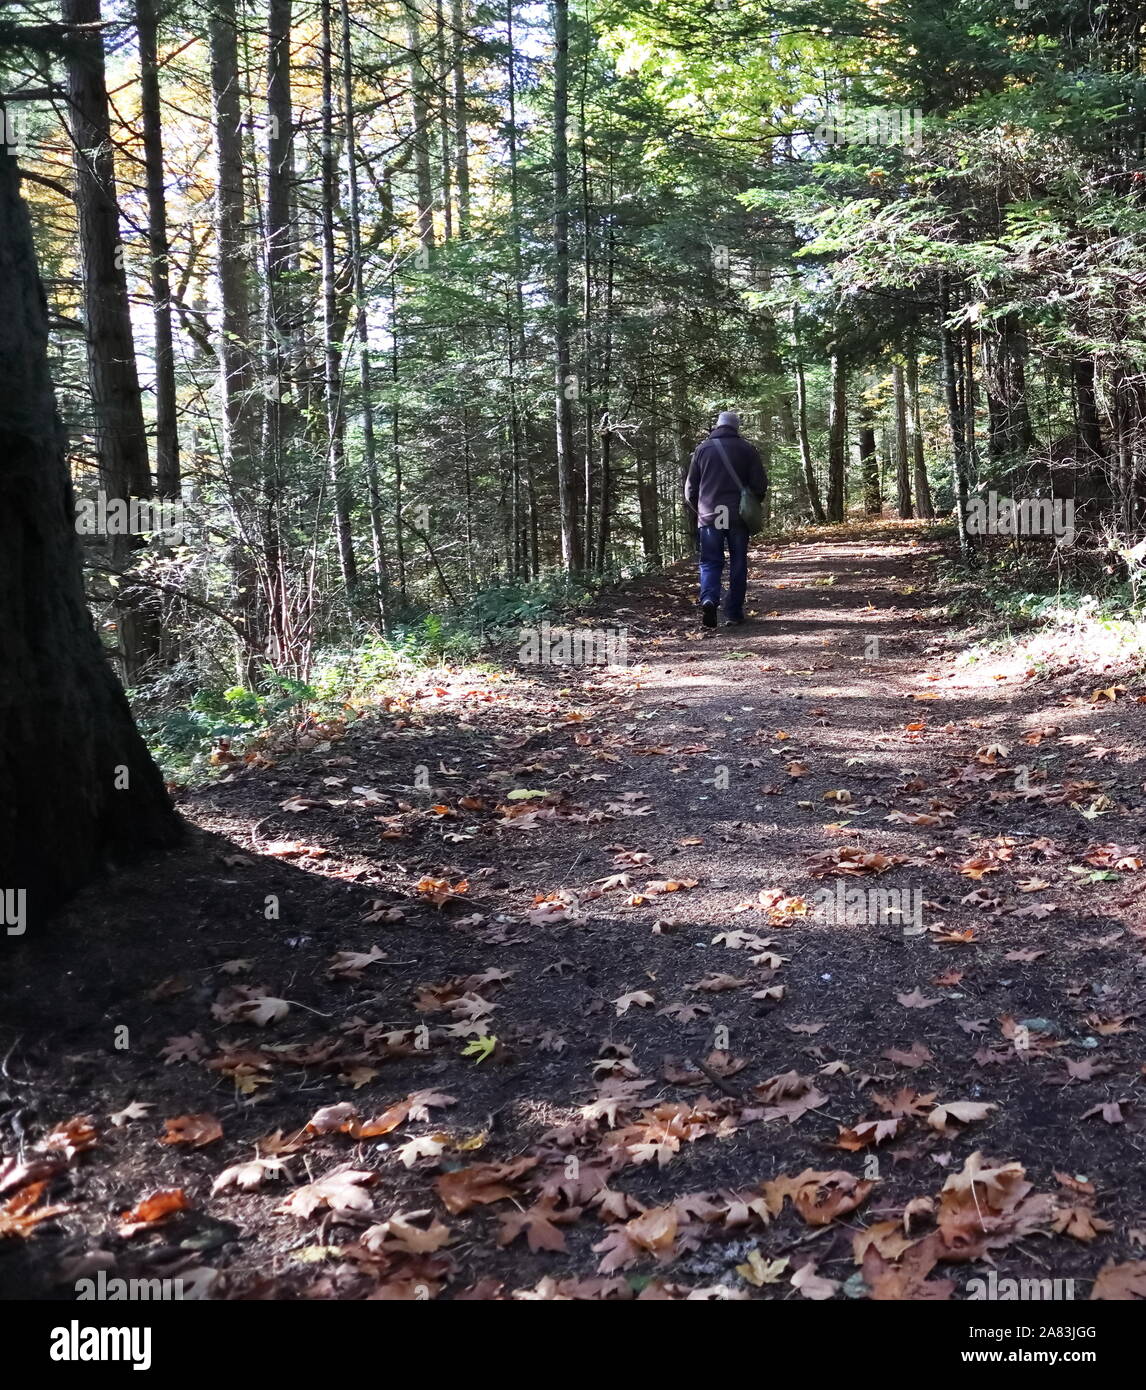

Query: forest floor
6 520 1146 1301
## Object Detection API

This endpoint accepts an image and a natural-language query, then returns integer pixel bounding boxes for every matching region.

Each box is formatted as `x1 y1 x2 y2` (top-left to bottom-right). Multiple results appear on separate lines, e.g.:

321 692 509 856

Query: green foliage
139 567 610 779
939 550 1139 630
137 677 320 779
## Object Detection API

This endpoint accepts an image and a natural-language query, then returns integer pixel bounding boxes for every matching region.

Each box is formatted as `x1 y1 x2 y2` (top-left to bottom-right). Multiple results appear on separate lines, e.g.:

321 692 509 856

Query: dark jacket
684 426 767 527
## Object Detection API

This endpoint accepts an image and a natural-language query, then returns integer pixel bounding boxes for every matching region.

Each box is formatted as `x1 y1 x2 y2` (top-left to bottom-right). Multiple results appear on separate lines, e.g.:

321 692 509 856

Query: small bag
709 436 764 535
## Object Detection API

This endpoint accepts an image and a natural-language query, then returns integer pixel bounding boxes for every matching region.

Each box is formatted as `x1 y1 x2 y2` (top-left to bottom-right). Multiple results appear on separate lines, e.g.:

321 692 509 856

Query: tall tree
319 0 356 592
209 0 256 483
940 279 973 553
134 0 179 498
551 0 581 570
892 360 912 519
340 0 387 618
826 350 847 523
905 348 933 518
405 0 436 253
0 138 180 927
858 403 880 516
63 0 157 680
262 0 295 464
449 0 470 235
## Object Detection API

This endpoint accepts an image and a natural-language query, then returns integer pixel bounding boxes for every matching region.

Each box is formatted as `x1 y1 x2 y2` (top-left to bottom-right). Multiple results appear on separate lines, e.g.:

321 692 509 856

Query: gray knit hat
716 410 740 430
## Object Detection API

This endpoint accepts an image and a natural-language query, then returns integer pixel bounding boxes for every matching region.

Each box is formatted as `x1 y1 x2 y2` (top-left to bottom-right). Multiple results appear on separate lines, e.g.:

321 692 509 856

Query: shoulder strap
707 434 744 490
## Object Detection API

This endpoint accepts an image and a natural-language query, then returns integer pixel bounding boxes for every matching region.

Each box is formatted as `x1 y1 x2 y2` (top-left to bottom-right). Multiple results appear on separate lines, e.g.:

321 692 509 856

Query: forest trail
6 524 1146 1300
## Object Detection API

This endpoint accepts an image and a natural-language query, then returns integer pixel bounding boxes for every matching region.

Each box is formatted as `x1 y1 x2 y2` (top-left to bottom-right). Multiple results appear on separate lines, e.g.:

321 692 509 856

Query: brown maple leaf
40 1116 99 1160
159 1113 223 1148
498 1196 583 1252
278 1168 377 1221
0 1181 72 1240
862 1233 954 1300
119 1189 189 1236
435 1157 539 1214
882 1042 934 1069
1091 1261 1146 1299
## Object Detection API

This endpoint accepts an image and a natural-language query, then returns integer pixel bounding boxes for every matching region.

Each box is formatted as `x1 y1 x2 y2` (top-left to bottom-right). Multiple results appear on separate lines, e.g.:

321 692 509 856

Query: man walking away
684 411 767 628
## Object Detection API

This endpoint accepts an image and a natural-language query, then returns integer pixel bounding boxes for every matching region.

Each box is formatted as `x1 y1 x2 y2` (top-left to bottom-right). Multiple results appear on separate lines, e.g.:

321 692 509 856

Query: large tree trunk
0 146 180 928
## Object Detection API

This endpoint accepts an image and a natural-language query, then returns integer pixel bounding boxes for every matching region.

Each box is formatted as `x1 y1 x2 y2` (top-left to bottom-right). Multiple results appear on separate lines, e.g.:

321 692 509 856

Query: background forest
3 0 1146 767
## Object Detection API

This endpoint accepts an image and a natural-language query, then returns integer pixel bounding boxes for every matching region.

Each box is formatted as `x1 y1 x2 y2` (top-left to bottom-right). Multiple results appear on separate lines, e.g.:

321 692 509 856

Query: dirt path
5 523 1146 1301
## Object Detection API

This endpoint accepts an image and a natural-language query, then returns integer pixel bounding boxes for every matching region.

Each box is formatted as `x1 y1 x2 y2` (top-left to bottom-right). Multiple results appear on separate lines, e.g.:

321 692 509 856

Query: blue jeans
698 523 749 619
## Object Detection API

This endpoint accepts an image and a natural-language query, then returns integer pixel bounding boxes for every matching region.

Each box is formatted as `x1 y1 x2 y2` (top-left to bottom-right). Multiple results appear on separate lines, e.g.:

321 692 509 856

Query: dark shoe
701 601 718 629
724 614 745 626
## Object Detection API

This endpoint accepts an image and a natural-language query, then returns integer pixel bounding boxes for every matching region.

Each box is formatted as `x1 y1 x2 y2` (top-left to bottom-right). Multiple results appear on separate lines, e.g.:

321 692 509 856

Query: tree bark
209 0 265 679
0 144 181 927
905 347 933 517
671 375 695 551
1002 316 1033 456
859 406 881 516
319 0 357 592
433 0 453 240
1073 357 1105 460
340 0 387 621
793 356 825 522
551 0 581 570
405 0 436 253
263 0 296 466
892 360 912 518
636 435 661 567
826 350 847 523
135 0 179 498
64 0 157 681
209 0 256 481
450 0 470 235
940 279 973 552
